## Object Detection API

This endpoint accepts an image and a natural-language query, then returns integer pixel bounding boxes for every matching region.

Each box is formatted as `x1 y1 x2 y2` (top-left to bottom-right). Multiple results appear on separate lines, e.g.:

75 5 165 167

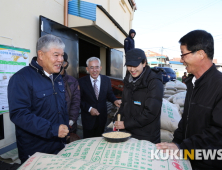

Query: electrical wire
163 48 180 52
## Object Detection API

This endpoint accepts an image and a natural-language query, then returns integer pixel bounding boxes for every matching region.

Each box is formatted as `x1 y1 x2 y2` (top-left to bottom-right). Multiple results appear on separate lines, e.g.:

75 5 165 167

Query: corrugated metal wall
68 0 97 21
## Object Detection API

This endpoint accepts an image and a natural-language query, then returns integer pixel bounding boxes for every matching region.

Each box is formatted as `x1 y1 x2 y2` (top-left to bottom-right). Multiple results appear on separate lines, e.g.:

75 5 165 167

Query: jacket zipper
50 74 62 110
185 84 195 138
51 74 60 94
50 77 56 94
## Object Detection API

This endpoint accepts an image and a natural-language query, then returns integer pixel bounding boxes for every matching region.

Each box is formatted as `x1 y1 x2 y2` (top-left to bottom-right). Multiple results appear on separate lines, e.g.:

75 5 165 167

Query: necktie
49 75 53 81
93 79 99 99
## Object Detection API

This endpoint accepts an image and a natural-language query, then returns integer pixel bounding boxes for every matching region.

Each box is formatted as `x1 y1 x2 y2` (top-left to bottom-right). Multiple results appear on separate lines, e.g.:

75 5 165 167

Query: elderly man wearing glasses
78 57 122 138
156 30 222 170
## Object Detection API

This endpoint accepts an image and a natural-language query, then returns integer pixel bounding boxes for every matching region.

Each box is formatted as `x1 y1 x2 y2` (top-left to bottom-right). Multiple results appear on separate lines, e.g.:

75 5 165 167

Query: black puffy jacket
117 66 163 143
124 29 136 53
173 64 222 169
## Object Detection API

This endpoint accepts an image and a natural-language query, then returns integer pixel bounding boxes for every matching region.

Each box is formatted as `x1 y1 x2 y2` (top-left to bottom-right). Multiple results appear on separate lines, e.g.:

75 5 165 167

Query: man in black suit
79 57 121 138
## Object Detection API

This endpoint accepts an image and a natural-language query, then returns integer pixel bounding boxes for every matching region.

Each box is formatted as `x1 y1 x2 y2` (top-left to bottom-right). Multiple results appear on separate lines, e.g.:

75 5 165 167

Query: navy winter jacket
124 29 136 53
8 57 69 163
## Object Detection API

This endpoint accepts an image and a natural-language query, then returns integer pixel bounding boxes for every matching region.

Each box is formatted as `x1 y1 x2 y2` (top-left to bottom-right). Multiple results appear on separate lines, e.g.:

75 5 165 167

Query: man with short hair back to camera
156 30 222 170
8 34 69 163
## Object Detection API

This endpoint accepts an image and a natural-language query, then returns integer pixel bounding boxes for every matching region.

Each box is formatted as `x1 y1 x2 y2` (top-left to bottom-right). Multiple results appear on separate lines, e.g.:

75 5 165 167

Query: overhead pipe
64 0 68 26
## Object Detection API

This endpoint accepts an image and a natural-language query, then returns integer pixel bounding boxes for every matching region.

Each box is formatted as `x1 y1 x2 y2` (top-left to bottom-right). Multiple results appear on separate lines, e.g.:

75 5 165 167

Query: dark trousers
83 126 105 138
83 117 105 138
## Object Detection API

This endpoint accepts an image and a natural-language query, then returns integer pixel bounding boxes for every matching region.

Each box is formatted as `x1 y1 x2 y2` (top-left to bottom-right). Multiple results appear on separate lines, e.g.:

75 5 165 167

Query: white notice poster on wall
0 45 29 114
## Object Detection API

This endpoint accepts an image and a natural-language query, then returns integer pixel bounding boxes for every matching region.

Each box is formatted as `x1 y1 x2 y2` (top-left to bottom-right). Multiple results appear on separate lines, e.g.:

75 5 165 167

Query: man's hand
58 124 69 138
114 100 122 108
90 108 100 116
114 121 125 130
156 142 180 156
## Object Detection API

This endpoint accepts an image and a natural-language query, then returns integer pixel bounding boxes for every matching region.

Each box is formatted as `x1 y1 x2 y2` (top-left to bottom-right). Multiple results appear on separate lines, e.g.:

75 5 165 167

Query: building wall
95 8 126 47
0 0 65 150
170 64 186 78
109 0 132 32
83 0 108 10
79 0 133 33
0 0 65 63
0 0 133 64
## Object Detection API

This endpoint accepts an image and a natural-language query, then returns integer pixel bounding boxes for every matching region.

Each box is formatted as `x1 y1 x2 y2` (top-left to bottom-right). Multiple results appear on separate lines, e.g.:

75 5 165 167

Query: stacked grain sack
168 91 186 115
164 80 187 97
174 80 187 93
166 80 186 112
160 99 181 142
163 81 177 99
161 80 187 142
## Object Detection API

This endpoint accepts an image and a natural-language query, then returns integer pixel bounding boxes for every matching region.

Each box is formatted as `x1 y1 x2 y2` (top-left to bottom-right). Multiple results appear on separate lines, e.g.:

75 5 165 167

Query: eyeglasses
89 66 100 70
180 51 196 60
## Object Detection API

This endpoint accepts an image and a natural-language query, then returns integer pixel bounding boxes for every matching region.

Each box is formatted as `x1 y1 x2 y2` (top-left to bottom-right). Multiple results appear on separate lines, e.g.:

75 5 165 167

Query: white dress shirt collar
44 71 52 77
90 75 101 83
192 76 196 86
36 61 52 77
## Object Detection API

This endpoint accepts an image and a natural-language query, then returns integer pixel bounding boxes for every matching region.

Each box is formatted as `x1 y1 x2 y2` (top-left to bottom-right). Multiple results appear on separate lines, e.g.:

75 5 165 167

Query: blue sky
132 0 222 62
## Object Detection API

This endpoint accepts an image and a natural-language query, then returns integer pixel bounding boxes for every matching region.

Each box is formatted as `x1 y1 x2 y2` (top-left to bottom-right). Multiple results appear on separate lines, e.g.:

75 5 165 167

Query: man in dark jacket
124 29 136 54
8 34 69 163
115 48 163 143
61 52 80 136
156 30 222 170
78 57 122 138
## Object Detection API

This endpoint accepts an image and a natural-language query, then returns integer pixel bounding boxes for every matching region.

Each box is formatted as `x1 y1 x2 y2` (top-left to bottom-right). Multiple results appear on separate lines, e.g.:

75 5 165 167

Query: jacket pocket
58 85 66 102
34 89 54 118
58 85 65 93
36 89 53 98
